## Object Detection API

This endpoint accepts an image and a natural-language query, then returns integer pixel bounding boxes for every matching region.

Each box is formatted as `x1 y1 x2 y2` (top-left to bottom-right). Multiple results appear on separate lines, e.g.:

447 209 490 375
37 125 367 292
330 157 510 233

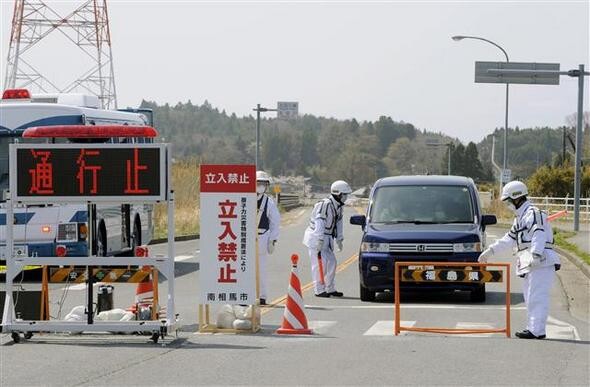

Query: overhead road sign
277 101 299 119
475 61 560 85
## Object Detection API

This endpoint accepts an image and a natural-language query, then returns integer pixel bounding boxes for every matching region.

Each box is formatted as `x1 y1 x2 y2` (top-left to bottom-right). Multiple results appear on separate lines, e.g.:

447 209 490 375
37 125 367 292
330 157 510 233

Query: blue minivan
350 176 497 302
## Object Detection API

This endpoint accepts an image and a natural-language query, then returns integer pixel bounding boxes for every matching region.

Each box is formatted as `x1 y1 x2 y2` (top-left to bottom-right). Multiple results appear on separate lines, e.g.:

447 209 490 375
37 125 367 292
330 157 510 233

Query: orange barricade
394 261 511 337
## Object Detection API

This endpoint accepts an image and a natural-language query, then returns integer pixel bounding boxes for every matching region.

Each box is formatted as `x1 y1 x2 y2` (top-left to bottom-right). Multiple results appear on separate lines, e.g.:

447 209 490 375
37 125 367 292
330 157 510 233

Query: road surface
1 207 588 386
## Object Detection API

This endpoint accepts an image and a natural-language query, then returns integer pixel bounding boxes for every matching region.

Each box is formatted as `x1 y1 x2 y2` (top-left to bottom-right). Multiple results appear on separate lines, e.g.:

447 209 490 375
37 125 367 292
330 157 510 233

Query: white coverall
257 193 280 300
302 195 344 295
488 201 560 337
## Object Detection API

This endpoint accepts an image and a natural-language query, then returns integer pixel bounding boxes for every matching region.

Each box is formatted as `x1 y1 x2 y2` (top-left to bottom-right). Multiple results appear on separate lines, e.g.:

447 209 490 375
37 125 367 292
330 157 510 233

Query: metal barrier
394 261 511 337
529 196 590 221
277 193 301 210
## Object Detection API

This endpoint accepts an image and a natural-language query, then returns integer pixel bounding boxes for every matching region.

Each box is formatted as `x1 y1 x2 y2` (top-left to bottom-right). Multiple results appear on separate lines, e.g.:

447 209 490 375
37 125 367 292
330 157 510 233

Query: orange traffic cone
276 254 313 335
128 246 154 314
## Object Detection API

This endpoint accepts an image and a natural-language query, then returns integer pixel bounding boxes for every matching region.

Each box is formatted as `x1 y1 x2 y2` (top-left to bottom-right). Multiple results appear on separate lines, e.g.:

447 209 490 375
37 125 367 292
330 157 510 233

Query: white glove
531 252 546 267
478 247 494 263
268 240 277 254
336 239 343 252
317 239 324 251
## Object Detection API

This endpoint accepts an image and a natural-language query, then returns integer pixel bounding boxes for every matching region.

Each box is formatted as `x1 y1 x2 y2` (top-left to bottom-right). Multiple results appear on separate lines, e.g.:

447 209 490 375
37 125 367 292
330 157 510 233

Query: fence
277 193 301 211
529 196 590 222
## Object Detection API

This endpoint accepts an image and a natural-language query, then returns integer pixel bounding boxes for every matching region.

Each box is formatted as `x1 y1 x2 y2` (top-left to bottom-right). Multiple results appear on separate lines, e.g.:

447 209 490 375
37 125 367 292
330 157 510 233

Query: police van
0 89 154 260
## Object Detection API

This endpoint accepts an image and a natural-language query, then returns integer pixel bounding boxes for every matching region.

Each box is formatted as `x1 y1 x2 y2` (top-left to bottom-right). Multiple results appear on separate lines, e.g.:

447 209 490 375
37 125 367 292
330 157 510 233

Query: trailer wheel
11 332 21 343
151 332 159 344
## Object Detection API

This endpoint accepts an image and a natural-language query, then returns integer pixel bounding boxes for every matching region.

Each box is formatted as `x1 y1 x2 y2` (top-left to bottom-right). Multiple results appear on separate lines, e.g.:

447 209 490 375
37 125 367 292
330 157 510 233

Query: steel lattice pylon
4 0 117 109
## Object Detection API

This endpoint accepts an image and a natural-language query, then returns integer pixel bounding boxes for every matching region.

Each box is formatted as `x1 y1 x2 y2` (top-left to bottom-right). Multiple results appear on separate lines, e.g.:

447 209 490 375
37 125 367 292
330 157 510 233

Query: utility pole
253 104 277 170
4 0 118 109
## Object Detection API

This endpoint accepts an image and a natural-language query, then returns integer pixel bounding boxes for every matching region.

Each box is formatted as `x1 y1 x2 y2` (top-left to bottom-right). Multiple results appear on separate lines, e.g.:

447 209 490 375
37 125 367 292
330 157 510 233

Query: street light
452 35 510 186
426 141 453 175
253 103 277 170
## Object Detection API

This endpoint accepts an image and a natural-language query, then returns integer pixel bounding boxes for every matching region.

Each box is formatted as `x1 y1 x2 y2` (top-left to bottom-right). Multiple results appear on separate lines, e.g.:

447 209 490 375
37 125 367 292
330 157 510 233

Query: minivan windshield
370 185 475 224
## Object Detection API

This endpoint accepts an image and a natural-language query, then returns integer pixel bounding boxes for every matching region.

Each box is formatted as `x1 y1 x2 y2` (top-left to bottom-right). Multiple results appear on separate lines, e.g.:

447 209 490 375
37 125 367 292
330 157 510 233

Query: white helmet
330 180 352 195
256 170 272 184
501 180 528 201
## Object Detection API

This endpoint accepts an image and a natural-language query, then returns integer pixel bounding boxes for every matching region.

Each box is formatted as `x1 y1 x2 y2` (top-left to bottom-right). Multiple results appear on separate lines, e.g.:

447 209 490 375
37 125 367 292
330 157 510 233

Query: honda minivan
350 176 497 302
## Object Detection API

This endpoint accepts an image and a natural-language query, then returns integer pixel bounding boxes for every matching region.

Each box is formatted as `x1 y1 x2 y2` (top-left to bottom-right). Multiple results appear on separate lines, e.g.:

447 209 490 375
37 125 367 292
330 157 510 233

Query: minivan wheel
470 284 486 302
360 283 376 302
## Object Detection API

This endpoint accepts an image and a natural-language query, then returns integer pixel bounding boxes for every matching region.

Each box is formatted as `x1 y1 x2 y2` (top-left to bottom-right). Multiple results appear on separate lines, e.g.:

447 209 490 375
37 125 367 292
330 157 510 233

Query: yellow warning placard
49 267 151 283
401 268 503 283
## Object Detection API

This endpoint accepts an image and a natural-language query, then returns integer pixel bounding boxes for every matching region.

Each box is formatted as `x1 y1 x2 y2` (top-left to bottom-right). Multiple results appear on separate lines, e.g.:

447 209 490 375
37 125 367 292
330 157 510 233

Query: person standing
303 180 352 298
256 171 280 306
478 181 560 339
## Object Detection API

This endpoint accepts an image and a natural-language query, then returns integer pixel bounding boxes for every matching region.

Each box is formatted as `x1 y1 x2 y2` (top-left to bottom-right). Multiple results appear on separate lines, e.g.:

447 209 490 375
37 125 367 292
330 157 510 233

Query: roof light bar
2 89 31 99
22 125 158 138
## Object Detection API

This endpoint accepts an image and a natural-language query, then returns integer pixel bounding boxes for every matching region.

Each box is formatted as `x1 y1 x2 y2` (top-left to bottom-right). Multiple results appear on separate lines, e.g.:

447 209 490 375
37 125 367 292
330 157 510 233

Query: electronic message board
10 144 166 202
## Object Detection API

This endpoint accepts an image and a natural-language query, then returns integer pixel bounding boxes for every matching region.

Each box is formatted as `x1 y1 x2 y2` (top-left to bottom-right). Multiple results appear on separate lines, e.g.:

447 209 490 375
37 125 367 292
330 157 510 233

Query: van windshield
370 185 475 224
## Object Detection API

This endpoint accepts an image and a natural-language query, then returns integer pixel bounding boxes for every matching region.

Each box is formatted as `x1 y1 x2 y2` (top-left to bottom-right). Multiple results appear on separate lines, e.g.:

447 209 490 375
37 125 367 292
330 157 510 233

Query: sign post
474 61 588 231
198 164 258 332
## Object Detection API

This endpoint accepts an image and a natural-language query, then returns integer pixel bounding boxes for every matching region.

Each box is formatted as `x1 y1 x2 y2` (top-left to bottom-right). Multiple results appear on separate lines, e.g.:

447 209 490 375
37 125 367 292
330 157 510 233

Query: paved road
1 207 589 386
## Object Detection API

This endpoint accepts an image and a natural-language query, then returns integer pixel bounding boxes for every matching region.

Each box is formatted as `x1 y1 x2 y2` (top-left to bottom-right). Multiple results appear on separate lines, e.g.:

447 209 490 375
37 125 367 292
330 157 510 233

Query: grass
153 159 200 239
554 229 590 265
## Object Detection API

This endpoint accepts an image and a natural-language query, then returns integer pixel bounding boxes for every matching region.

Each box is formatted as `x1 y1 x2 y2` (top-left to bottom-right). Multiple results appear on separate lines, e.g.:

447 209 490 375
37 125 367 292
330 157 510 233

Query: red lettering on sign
217 242 237 262
28 150 54 194
124 148 149 194
218 199 237 219
76 149 102 194
218 221 237 240
218 263 237 283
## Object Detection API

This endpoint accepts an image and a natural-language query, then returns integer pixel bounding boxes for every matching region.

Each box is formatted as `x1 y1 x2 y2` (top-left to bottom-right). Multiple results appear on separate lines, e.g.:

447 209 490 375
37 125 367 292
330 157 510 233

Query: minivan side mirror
482 214 497 226
350 215 366 227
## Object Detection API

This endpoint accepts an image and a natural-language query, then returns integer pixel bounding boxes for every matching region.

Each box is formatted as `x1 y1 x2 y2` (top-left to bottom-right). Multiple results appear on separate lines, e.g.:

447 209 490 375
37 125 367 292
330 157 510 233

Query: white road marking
546 316 581 341
308 320 337 334
68 283 90 291
304 304 526 310
364 320 416 336
487 234 499 238
175 255 194 262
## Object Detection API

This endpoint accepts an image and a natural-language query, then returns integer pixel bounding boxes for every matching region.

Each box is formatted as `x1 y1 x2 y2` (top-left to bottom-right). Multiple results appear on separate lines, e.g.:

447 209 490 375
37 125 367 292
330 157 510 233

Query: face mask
504 200 516 213
340 194 348 203
256 184 266 195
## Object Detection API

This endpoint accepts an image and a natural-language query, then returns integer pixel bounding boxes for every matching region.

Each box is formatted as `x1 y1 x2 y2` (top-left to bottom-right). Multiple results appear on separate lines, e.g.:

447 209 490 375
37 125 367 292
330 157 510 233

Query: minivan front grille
388 243 454 253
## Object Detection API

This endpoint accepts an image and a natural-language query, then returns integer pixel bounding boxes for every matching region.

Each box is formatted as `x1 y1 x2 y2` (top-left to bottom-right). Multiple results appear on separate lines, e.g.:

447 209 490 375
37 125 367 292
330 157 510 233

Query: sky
1 0 589 143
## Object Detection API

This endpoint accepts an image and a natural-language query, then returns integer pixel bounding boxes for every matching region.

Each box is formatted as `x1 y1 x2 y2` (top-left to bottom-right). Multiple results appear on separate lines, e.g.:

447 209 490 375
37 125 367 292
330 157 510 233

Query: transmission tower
4 0 117 109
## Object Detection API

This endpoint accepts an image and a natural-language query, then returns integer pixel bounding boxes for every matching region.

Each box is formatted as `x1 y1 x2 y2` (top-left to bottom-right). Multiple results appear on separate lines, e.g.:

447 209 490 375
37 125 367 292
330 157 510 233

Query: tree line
139 99 588 193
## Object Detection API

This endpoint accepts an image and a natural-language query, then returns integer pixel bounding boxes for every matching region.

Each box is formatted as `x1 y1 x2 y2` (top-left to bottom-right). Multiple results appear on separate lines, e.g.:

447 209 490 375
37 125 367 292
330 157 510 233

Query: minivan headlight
453 242 482 253
361 242 389 253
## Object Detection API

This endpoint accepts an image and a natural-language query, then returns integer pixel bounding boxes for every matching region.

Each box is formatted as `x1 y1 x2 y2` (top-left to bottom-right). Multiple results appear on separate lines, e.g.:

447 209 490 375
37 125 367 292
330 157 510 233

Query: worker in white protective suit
256 171 280 305
478 181 560 339
303 180 352 297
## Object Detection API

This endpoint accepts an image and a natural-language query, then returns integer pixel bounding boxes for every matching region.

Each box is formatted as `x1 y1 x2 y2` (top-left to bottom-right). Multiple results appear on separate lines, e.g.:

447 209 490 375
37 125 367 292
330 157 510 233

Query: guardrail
529 196 590 222
277 193 301 211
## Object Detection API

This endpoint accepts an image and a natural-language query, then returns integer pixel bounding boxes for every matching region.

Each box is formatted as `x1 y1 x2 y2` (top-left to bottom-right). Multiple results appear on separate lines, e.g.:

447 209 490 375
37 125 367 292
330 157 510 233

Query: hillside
140 100 587 186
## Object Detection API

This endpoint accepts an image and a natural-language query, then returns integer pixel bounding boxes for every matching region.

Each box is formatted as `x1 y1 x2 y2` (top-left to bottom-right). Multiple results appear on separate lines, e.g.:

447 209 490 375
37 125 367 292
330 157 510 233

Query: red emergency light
2 88 31 100
22 125 158 138
135 245 149 257
55 244 67 257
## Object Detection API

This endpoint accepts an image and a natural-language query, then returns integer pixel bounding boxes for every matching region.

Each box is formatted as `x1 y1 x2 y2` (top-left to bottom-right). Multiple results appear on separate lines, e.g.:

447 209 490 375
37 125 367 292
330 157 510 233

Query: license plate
0 245 29 259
